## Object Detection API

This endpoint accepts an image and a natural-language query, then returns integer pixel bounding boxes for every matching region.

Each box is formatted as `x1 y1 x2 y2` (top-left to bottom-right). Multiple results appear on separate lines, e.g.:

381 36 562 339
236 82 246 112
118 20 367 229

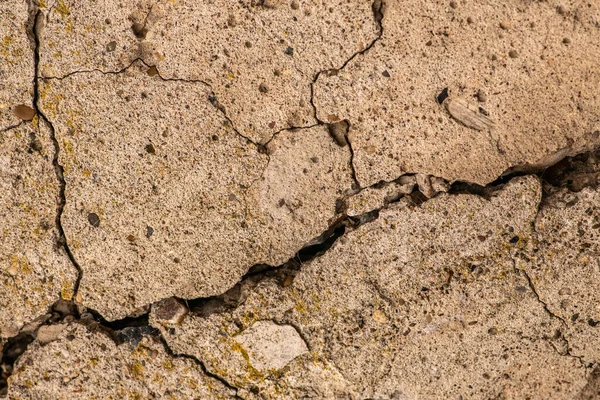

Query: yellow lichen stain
161 359 174 370
294 298 307 314
56 0 71 18
8 254 32 276
128 362 145 378
83 169 91 178
2 35 13 56
61 281 74 300
63 140 74 154
230 341 264 382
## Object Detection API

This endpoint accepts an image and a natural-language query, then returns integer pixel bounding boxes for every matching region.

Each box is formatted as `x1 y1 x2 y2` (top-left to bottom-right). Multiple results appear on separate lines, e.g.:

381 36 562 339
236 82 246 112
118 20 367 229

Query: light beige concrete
0 1 34 131
7 323 235 399
40 62 352 319
0 121 76 338
37 0 379 143
315 0 600 187
151 177 593 399
2 0 600 398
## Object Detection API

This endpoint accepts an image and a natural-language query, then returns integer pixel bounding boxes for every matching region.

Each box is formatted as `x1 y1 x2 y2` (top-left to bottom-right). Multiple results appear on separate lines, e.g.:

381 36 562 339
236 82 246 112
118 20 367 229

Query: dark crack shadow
31 9 84 296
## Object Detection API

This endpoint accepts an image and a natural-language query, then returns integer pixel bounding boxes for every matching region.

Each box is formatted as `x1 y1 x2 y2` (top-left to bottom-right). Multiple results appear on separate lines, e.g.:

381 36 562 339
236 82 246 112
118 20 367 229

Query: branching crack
512 260 586 366
157 336 243 398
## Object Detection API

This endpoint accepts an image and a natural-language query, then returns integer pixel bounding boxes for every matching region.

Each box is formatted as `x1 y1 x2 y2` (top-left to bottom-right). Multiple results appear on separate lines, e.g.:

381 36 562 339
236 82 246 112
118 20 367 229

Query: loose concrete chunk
37 0 379 143
151 298 188 325
314 0 600 187
40 62 352 319
0 1 34 131
35 323 66 345
0 122 76 338
236 320 308 371
347 180 415 216
7 323 235 399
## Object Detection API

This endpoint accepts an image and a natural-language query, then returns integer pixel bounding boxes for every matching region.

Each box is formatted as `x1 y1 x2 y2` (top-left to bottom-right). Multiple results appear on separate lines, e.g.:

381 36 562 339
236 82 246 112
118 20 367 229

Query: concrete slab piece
153 177 591 399
0 122 76 338
7 323 235 399
0 1 34 131
314 0 600 187
40 62 352 319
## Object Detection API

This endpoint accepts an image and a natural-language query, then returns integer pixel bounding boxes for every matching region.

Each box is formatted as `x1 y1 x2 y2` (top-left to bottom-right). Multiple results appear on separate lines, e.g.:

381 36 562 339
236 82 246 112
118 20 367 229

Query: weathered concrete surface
0 1 34 131
40 62 352 319
526 186 600 364
315 0 600 187
0 121 76 338
151 177 593 399
3 0 600 398
37 0 379 143
7 323 235 399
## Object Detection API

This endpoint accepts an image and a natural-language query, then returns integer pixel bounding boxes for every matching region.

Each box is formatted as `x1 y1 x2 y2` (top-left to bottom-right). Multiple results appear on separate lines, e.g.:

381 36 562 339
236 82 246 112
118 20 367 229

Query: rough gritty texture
0 121 76 338
7 323 234 399
526 187 600 364
315 0 600 187
40 62 351 319
152 177 593 399
2 0 600 398
37 0 379 143
0 0 34 131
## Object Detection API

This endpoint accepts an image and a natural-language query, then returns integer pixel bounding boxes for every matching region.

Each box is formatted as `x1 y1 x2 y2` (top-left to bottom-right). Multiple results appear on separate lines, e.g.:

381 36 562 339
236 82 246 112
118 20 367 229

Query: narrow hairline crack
308 0 386 191
156 336 243 398
513 258 587 367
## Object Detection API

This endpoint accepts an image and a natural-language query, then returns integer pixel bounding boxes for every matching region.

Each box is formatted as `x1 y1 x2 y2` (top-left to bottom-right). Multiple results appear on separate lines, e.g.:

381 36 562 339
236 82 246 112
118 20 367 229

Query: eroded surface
40 63 352 319
7 323 235 399
151 177 593 399
0 1 34 130
314 0 600 186
37 0 379 143
2 0 600 398
0 121 76 338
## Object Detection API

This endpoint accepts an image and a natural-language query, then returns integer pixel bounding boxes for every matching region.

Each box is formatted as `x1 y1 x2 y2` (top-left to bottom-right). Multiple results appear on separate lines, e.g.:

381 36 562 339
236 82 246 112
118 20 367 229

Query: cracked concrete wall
1 0 600 398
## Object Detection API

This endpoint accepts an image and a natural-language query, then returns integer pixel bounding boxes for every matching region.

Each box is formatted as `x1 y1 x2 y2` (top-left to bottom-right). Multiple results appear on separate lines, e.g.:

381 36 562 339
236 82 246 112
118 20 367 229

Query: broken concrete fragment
35 323 66 345
12 105 36 122
37 0 378 143
155 177 587 398
444 97 495 131
314 0 600 186
40 63 352 319
0 1 34 131
236 320 308 371
346 180 414 217
0 122 77 338
7 323 235 399
151 298 188 325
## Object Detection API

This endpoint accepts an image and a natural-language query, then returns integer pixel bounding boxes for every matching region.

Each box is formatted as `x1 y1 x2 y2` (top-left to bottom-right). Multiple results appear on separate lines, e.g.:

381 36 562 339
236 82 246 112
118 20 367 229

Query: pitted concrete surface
1 0 600 398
